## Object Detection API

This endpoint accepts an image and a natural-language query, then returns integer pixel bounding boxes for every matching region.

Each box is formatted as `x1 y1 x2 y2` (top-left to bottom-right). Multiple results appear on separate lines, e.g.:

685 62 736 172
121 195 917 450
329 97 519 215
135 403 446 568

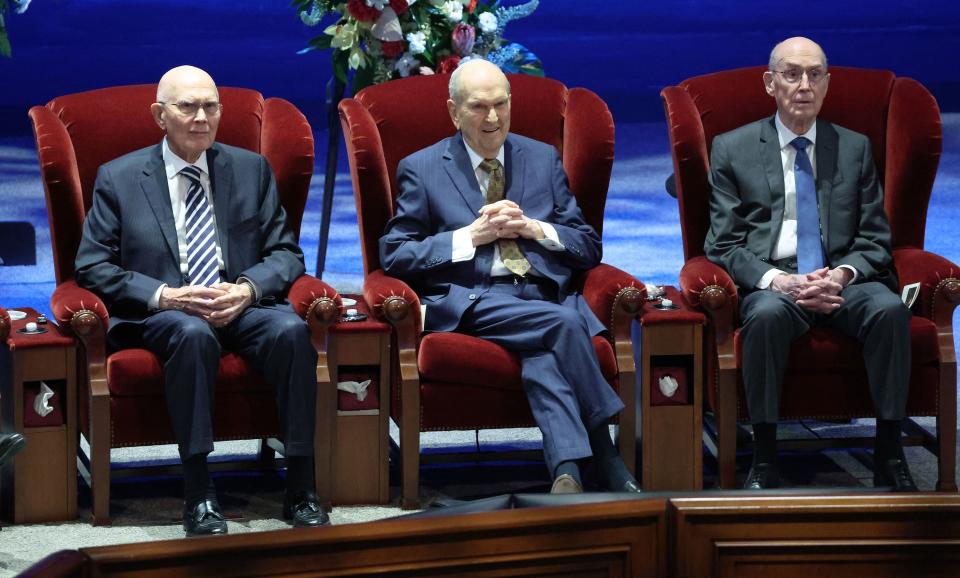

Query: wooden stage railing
20 493 960 577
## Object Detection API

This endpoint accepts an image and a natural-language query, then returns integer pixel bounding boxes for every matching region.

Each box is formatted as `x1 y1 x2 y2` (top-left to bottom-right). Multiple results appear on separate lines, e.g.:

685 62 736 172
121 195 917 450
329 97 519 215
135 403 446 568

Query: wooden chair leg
936 360 957 491
400 378 421 510
717 370 738 489
89 396 111 526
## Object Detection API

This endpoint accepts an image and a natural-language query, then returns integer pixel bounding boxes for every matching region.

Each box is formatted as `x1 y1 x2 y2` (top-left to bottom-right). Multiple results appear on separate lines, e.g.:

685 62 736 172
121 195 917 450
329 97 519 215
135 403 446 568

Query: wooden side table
639 287 706 491
327 296 391 505
0 308 78 522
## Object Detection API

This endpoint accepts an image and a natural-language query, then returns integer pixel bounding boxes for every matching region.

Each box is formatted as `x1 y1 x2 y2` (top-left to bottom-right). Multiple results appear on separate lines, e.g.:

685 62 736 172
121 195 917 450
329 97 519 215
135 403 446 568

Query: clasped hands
469 200 544 247
770 267 853 314
158 282 253 328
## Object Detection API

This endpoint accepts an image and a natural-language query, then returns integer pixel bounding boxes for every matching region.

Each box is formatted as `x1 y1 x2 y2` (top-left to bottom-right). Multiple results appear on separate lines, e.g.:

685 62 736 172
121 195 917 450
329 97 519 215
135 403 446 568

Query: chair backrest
661 65 942 261
29 85 315 284
339 73 616 274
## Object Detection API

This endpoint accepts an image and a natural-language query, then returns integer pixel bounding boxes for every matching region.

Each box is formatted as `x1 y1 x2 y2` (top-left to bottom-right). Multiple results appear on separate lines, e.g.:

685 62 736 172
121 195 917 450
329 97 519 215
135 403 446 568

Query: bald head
449 59 510 105
151 65 221 163
157 65 219 103
769 37 827 71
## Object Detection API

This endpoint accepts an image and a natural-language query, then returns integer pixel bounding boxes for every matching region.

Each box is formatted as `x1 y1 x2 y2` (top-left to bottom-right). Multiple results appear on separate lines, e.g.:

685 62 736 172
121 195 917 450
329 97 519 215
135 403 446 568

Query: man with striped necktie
75 66 327 535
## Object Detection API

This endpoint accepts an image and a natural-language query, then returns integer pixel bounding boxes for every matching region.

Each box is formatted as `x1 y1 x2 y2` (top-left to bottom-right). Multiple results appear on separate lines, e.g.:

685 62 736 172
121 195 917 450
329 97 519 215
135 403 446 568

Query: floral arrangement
293 0 542 92
0 0 31 57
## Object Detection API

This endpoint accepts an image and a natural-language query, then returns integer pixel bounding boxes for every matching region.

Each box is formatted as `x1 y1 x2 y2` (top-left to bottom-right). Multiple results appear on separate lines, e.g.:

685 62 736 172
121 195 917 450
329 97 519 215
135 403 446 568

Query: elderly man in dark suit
75 66 328 535
380 59 640 495
705 37 916 491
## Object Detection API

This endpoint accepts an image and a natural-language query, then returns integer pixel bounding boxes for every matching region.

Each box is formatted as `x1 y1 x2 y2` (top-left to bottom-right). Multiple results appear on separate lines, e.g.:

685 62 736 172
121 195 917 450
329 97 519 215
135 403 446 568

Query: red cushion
106 348 271 397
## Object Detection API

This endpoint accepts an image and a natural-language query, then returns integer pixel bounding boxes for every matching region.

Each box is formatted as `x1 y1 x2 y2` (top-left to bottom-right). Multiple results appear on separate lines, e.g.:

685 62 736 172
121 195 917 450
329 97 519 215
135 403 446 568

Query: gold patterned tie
480 158 531 276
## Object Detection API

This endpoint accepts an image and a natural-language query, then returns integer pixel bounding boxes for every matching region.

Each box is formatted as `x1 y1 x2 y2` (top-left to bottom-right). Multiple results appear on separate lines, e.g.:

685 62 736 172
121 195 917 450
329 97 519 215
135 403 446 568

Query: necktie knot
180 165 202 185
479 158 502 175
790 136 811 153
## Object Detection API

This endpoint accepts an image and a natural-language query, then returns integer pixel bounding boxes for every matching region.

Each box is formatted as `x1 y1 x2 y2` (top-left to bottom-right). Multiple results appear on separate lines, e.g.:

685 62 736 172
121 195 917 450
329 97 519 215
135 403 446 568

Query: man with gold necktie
75 66 328 535
704 37 916 491
380 59 640 495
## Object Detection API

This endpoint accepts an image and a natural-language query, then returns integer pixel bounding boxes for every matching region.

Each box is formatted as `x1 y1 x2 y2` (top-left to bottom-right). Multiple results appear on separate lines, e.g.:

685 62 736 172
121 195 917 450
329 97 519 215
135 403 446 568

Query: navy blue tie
181 166 222 287
791 137 824 274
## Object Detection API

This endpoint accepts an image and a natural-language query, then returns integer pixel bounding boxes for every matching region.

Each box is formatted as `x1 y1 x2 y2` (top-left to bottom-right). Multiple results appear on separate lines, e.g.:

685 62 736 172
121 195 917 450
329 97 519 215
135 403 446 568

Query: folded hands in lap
158 282 254 327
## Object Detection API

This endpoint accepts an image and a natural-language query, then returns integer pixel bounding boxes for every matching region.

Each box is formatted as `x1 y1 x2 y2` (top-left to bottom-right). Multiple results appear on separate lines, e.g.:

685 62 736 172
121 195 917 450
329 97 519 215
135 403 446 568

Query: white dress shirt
450 137 564 276
148 138 232 309
757 114 858 289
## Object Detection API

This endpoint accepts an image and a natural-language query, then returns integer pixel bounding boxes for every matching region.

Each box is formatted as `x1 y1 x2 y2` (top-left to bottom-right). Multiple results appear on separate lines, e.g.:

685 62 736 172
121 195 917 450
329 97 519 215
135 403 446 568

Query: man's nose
194 107 208 122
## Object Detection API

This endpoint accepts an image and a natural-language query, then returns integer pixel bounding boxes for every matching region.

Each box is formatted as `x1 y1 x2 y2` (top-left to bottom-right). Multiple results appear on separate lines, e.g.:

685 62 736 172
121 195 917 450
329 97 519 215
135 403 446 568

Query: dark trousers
110 305 317 458
456 281 624 474
739 281 910 424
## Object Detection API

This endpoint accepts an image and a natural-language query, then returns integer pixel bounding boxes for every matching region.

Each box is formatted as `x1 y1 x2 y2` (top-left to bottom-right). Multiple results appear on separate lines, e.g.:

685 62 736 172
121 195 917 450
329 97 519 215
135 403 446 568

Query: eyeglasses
158 100 222 117
772 68 828 85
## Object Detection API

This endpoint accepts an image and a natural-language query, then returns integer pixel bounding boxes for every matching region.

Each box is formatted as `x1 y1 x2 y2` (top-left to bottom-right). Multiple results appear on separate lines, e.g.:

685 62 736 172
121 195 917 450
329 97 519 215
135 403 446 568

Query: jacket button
468 293 477 300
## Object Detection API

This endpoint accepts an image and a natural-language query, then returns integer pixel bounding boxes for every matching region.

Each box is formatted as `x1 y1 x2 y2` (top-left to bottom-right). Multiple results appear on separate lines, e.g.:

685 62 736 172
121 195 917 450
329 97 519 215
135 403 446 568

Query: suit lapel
442 135 484 215
761 117 786 259
139 145 180 266
208 144 233 270
504 136 525 205
815 119 839 255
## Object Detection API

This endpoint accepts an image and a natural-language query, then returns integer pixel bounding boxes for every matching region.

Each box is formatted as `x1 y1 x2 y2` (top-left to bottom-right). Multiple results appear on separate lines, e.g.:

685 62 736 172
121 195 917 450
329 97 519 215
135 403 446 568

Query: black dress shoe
183 499 228 536
0 433 26 465
874 458 919 492
743 463 780 490
283 490 330 527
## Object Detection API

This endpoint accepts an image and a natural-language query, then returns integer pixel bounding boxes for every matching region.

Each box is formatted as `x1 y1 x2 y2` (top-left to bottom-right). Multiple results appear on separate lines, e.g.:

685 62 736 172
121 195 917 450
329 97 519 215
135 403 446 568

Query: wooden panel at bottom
333 413 386 504
645 404 695 490
10 427 71 523
78 499 666 577
716 540 960 578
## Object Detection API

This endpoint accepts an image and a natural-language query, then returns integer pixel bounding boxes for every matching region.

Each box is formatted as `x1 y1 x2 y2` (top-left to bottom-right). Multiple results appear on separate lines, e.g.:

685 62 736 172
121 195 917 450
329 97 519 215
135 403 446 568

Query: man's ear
762 71 775 97
150 102 166 130
446 99 460 129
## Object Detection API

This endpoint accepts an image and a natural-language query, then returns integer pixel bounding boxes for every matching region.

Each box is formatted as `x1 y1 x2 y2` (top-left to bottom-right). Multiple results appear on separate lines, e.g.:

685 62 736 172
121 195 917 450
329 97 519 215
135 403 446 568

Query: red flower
437 55 462 74
466 0 477 13
381 40 405 59
347 0 380 22
389 0 409 15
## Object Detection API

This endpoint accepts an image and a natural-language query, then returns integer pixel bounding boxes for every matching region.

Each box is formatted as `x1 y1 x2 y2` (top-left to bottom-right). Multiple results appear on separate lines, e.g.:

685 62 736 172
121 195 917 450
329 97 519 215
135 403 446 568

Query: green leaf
309 33 334 51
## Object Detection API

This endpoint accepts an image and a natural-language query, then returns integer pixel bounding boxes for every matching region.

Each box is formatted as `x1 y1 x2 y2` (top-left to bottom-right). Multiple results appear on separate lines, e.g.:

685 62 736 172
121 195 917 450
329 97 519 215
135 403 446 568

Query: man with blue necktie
704 37 916 491
75 66 328 535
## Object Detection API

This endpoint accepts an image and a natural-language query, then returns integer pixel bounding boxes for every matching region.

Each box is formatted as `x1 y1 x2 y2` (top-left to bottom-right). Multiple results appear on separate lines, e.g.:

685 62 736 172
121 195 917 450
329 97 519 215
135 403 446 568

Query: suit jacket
379 133 605 334
704 116 897 292
75 142 305 330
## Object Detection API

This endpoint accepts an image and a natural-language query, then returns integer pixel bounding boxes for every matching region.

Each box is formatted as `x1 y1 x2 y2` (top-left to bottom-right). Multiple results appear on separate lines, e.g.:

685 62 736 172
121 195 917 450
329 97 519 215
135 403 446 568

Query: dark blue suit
380 133 623 473
75 142 317 458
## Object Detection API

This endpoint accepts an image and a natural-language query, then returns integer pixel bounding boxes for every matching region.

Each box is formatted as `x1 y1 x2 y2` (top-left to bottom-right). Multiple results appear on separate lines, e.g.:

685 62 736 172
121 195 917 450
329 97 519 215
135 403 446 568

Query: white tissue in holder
658 375 679 398
33 381 55 417
337 379 371 402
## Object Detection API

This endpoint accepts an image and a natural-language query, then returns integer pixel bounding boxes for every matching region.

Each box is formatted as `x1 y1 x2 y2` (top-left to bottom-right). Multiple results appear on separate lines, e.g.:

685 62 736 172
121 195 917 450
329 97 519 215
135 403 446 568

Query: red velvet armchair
28 85 342 524
339 73 645 508
662 66 959 490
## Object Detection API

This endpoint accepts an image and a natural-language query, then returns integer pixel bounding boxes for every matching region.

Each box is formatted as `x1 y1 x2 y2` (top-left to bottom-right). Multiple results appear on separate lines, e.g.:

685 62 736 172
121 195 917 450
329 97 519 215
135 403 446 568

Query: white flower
395 52 420 77
365 0 389 10
406 31 427 55
478 12 498 34
440 0 463 22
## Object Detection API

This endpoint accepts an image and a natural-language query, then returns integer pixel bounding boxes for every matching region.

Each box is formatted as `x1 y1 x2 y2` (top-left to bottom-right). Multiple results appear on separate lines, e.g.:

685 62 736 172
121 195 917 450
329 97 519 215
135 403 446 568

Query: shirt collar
461 134 505 171
774 113 817 151
162 137 210 181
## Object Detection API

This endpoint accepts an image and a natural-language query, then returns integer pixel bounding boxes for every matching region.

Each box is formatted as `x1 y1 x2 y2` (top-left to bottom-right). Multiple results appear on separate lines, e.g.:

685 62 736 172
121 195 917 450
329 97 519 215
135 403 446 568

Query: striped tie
480 158 531 276
181 166 222 287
